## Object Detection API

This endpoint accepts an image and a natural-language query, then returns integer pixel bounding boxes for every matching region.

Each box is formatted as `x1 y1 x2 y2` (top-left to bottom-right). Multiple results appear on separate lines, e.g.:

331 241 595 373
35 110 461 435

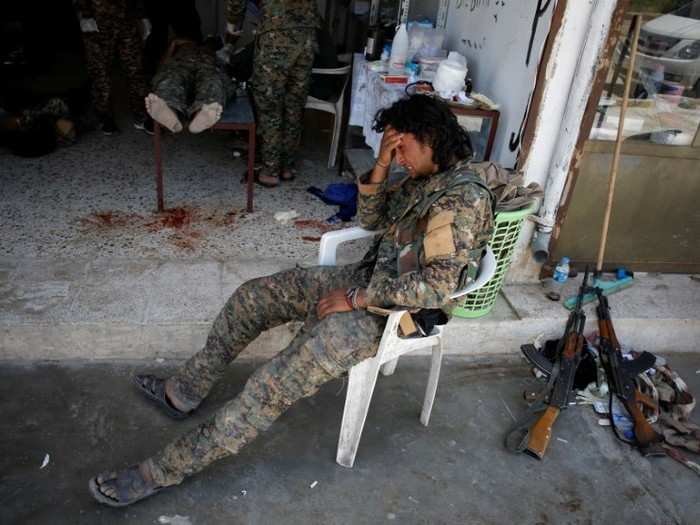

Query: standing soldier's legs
281 31 314 179
83 29 116 119
165 264 369 413
250 32 295 186
150 310 385 487
117 20 149 122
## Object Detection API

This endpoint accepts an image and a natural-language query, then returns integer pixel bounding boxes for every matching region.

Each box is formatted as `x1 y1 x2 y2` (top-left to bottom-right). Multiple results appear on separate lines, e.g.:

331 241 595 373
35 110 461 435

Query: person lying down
146 35 235 134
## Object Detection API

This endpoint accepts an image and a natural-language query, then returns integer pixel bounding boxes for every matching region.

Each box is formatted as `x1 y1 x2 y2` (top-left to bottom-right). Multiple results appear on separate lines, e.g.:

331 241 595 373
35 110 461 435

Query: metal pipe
531 228 552 263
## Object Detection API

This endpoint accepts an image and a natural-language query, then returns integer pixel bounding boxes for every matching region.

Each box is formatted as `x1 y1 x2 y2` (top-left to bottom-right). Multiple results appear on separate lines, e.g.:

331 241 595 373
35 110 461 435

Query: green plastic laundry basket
453 201 538 318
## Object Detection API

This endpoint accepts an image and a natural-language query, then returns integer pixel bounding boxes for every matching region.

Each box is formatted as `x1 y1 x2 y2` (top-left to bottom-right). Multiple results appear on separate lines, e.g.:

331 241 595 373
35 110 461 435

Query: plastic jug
390 23 409 72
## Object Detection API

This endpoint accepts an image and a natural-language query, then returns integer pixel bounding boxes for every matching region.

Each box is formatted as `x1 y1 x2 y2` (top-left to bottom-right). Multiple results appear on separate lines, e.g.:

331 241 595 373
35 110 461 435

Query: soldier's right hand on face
80 18 99 33
378 126 402 166
370 126 402 183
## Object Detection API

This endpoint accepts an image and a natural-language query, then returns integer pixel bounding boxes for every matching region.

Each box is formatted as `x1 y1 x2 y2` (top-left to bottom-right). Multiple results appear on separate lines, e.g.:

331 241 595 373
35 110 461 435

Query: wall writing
444 0 556 166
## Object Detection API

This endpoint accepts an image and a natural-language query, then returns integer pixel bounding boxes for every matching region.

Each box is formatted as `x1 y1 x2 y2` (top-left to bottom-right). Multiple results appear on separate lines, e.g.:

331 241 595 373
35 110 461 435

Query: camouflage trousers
82 18 147 118
152 47 235 117
251 29 314 174
18 98 70 126
146 263 384 486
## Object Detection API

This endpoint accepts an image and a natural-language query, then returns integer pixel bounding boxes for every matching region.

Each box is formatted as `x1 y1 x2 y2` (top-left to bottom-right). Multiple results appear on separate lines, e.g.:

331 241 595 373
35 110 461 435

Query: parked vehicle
636 2 700 96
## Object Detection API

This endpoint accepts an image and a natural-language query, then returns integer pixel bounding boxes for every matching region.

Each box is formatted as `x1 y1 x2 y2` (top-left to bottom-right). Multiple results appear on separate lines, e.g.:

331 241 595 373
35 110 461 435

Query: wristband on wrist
375 159 389 169
345 287 359 310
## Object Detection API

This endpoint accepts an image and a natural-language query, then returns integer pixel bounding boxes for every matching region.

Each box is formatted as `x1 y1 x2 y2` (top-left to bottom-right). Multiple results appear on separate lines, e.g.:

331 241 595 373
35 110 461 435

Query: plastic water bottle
553 257 570 285
544 256 570 301
390 23 409 72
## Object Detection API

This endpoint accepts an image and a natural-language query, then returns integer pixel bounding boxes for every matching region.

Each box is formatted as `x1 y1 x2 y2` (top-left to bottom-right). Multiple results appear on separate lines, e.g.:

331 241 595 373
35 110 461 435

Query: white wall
444 0 557 166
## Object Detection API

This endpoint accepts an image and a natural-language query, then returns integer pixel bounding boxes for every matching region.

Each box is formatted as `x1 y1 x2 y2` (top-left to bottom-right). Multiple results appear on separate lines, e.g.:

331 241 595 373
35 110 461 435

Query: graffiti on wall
527 0 553 66
448 0 555 165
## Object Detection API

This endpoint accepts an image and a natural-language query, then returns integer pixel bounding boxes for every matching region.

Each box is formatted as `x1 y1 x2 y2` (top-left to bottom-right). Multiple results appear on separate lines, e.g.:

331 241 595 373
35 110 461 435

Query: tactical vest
394 169 495 290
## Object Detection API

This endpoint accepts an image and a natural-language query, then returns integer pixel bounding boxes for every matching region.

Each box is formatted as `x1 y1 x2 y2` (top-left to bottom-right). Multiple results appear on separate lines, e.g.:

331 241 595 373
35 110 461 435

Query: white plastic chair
318 226 497 468
305 57 352 168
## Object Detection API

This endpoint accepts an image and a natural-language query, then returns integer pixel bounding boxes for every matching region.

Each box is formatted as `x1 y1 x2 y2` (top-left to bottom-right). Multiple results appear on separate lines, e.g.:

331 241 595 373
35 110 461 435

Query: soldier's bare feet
189 102 223 133
89 462 163 507
145 94 183 133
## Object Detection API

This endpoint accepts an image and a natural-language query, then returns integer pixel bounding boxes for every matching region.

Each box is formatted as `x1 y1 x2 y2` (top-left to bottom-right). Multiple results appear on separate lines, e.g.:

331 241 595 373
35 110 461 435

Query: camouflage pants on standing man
82 16 148 122
144 262 384 486
250 28 314 184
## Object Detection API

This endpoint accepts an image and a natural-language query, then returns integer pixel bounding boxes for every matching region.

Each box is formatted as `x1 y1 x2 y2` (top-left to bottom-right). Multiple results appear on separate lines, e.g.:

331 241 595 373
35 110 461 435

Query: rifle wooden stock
621 398 662 447
598 319 620 351
526 406 560 459
634 389 656 411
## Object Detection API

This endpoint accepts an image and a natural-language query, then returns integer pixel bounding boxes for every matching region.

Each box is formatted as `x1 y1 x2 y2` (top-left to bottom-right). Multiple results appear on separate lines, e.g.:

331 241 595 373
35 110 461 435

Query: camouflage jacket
357 160 494 311
75 0 145 20
227 0 319 35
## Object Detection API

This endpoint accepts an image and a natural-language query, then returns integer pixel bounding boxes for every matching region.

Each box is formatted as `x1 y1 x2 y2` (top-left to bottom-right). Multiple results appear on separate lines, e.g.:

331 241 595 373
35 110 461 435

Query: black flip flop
134 374 189 419
89 465 162 507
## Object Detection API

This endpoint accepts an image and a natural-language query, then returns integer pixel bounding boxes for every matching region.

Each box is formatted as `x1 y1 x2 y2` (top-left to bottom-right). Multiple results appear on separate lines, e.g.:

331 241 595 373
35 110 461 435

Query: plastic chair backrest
318 227 496 298
449 247 497 299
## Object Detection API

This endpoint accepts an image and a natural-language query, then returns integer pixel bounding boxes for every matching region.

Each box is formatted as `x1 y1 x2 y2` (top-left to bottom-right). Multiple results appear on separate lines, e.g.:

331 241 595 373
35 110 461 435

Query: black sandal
89 465 162 507
134 374 189 419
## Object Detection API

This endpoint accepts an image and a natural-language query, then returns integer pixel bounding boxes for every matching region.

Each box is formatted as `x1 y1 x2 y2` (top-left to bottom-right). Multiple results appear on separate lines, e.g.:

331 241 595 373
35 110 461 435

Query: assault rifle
595 288 664 454
523 267 590 459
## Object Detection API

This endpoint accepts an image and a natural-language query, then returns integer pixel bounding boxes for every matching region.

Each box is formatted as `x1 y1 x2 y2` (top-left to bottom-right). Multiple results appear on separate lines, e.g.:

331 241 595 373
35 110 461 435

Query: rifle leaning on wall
505 268 590 459
595 287 664 456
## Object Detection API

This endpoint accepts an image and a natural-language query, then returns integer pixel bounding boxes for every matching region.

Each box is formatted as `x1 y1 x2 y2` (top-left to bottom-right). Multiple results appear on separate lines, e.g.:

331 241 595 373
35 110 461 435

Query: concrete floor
2 110 699 524
0 118 348 263
1 355 698 524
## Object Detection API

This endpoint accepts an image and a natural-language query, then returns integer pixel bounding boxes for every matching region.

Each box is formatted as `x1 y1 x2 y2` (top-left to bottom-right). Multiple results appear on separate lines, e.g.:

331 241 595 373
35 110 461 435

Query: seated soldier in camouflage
145 34 235 134
88 95 495 507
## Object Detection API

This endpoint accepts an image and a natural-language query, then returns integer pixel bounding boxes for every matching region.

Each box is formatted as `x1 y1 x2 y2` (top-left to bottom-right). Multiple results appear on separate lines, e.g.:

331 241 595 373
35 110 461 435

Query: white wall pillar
507 0 620 283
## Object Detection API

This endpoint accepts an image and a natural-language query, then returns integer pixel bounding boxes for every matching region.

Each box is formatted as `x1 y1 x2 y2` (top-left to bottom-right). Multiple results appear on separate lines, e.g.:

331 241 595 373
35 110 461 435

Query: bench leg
154 122 164 212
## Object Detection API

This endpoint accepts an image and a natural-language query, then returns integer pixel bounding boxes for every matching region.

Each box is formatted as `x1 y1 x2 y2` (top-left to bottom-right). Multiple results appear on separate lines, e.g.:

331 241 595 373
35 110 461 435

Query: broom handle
596 15 642 273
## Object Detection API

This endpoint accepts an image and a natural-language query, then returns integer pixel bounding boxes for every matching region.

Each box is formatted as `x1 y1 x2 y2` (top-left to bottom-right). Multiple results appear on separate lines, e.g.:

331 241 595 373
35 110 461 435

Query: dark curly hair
372 95 472 171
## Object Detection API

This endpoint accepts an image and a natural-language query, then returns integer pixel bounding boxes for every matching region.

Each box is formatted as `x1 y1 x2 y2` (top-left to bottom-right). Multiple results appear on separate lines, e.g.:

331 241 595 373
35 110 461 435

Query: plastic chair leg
380 357 399 376
336 357 382 468
420 337 444 426
328 106 343 168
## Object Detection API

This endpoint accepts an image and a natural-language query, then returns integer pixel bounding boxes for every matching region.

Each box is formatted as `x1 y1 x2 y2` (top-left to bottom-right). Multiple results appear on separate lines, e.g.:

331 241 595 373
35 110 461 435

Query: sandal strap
92 465 161 506
134 374 189 419
115 466 153 502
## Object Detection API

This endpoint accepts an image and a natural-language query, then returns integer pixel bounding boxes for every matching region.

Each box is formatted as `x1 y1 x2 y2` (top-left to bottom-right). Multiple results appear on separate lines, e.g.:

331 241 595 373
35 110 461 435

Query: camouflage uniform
18 98 71 128
146 160 494 486
227 0 319 175
19 98 76 147
77 0 148 119
152 44 235 117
